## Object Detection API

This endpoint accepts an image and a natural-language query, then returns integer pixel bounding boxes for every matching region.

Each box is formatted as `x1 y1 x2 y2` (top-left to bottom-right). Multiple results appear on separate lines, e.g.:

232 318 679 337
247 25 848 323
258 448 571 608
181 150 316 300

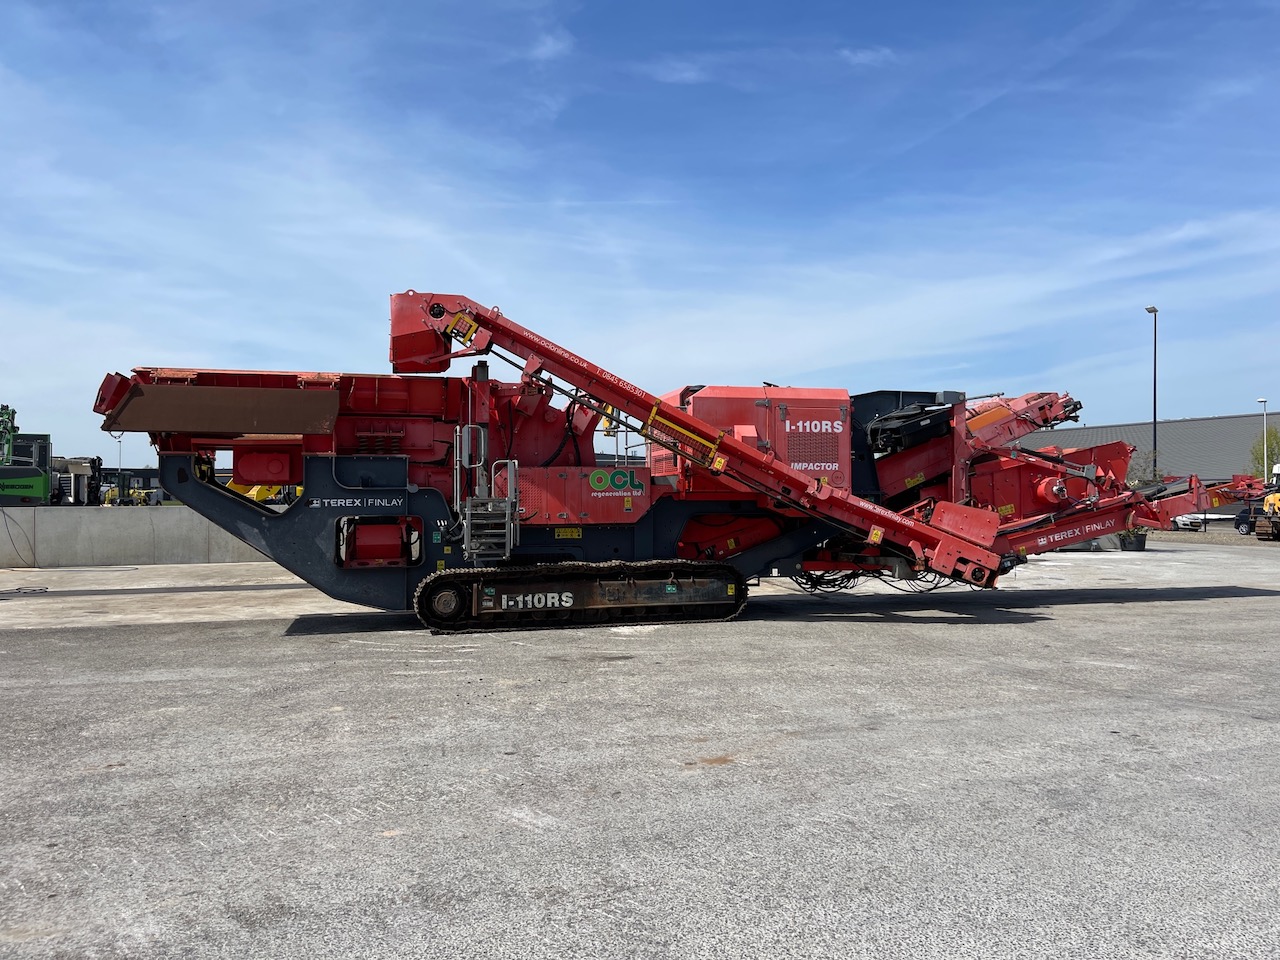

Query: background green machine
0 405 53 505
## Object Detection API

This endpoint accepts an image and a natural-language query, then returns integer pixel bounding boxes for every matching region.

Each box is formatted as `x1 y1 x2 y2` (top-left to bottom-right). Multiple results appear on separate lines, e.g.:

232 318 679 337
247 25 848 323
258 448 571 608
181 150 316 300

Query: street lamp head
1259 398 1268 405
1144 305 1158 314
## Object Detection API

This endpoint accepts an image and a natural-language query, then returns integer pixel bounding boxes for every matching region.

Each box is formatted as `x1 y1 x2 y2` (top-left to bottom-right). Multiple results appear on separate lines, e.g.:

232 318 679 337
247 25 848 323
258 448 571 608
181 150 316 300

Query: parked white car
1171 514 1204 531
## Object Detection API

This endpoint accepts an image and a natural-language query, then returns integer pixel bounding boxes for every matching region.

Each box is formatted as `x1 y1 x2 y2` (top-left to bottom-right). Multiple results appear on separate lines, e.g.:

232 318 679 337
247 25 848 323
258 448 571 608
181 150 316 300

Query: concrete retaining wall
0 505 1132 569
0 506 269 568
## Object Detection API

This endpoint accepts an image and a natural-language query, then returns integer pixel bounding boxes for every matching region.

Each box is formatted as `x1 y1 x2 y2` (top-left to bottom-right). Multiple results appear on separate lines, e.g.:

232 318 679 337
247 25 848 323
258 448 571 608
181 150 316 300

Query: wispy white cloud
529 27 574 62
518 89 570 122
838 45 897 68
639 57 712 85
1180 74 1262 118
838 2 1136 168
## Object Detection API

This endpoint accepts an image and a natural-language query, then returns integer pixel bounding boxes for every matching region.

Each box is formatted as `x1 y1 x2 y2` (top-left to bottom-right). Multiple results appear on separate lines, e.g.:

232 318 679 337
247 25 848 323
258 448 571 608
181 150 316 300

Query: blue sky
2 0 1278 466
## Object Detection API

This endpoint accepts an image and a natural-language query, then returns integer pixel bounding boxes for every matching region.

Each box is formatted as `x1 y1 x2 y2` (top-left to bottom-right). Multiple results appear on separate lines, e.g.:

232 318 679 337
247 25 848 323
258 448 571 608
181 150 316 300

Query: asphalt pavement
2 539 1279 958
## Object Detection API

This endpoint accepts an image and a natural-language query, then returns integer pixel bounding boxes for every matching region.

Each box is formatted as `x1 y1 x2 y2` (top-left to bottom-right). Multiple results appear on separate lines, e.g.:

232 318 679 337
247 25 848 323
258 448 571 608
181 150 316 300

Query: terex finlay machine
94 291 1248 631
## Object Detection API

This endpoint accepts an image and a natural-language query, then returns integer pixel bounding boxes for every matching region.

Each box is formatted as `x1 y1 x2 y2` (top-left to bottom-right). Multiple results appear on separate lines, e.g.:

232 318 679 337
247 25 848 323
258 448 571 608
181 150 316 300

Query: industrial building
1035 412 1270 481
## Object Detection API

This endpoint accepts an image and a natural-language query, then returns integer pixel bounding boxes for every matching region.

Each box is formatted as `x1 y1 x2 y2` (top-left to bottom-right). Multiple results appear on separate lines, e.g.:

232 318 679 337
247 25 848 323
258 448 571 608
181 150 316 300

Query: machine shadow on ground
285 612 423 636
280 584 1280 637
742 584 1280 626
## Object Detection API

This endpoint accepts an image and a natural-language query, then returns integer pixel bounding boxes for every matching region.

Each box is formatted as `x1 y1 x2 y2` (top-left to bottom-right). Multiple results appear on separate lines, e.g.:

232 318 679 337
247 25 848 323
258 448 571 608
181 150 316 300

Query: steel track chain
412 559 748 634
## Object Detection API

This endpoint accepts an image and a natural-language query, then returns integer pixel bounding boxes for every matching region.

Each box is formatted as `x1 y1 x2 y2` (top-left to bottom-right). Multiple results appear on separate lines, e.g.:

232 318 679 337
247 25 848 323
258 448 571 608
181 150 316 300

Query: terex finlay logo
308 496 406 508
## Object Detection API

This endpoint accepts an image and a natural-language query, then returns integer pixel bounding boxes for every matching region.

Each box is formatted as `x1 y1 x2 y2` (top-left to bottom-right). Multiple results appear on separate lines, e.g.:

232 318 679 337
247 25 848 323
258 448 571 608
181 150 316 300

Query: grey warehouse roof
1030 412 1267 481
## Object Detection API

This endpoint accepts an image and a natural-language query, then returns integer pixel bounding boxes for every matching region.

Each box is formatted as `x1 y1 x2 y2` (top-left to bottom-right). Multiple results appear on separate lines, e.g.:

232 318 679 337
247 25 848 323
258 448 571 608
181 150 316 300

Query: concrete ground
2 537 1279 959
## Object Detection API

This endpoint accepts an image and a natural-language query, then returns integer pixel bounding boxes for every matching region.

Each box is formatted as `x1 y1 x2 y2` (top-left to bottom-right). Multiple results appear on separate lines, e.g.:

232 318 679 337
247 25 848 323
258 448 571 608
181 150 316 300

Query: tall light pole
1145 306 1158 479
1260 398 1269 484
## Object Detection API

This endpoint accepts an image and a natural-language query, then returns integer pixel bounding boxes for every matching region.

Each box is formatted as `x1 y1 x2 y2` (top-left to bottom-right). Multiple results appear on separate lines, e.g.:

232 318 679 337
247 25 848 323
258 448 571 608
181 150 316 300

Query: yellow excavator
225 482 299 504
1253 491 1280 540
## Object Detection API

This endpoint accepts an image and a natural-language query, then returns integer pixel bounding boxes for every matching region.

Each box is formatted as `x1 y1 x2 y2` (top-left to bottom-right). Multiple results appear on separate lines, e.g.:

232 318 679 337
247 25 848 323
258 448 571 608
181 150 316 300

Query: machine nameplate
784 419 844 433
500 591 575 610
